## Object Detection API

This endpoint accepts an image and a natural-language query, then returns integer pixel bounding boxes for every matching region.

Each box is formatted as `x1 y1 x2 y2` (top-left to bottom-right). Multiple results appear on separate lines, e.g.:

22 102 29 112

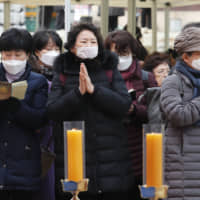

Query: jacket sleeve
131 71 157 123
47 72 85 121
131 99 148 123
91 68 131 118
13 76 48 129
160 74 200 127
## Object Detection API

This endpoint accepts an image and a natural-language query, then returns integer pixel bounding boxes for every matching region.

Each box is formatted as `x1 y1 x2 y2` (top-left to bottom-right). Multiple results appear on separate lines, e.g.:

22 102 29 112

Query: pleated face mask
76 46 98 59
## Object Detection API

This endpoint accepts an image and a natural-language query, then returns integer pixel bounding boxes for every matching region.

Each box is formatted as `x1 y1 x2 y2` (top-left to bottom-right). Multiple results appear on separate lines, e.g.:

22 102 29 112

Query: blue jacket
0 63 48 191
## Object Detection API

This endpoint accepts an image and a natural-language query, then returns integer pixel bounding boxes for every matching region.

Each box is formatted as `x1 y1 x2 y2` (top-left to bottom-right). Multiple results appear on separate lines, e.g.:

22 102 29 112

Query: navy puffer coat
47 50 135 195
0 63 48 191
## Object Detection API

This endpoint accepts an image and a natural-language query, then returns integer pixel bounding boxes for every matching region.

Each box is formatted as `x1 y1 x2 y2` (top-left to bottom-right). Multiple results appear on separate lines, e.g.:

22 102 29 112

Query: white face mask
192 58 200 70
117 54 133 71
40 50 60 67
76 46 98 59
2 59 27 75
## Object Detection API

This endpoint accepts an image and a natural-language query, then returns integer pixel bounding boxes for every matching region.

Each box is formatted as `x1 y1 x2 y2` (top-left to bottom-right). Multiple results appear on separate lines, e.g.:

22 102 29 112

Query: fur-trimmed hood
53 49 118 74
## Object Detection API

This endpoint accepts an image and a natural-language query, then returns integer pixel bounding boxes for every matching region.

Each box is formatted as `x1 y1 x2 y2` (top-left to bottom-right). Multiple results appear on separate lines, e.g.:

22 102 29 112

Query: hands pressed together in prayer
79 63 94 95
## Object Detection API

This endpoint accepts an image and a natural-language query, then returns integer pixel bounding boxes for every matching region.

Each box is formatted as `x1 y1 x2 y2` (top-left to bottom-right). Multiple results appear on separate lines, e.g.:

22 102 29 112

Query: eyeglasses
154 69 170 75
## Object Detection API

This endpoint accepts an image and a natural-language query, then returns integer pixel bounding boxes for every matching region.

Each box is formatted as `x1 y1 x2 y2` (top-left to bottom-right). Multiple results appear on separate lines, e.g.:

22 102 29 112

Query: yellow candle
146 133 163 187
67 129 83 182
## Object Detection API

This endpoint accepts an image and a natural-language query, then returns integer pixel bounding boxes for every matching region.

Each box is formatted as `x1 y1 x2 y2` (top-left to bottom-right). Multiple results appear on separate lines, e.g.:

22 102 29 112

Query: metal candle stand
139 185 168 200
61 179 89 200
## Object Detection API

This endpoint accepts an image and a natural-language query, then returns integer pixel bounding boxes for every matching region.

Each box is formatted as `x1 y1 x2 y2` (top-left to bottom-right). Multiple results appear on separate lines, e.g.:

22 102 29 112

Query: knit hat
174 27 200 54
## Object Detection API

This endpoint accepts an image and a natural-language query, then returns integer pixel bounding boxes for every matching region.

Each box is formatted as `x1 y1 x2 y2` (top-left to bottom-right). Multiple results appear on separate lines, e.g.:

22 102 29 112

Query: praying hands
79 62 94 95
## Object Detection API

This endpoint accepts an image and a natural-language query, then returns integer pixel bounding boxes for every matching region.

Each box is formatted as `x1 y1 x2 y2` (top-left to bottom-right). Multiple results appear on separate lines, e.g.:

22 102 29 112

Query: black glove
0 97 21 113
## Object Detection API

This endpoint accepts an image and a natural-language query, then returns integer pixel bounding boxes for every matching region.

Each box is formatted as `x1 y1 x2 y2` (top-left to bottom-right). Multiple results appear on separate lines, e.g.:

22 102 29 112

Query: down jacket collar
54 50 118 74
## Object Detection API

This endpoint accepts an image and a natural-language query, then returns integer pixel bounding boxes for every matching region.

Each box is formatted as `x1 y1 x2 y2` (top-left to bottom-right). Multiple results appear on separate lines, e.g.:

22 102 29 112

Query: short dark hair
0 28 32 53
32 30 63 52
104 30 141 58
142 52 170 72
65 23 104 57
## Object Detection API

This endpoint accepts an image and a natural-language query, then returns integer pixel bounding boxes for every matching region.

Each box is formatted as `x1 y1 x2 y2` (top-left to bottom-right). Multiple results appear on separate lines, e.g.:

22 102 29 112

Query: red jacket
120 59 157 177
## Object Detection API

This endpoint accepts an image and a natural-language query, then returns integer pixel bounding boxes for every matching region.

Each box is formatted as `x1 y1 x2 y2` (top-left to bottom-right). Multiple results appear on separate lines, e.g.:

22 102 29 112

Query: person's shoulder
102 49 118 70
140 67 158 87
162 73 181 89
29 71 46 80
54 51 72 73
54 52 67 65
56 52 68 61
29 71 48 85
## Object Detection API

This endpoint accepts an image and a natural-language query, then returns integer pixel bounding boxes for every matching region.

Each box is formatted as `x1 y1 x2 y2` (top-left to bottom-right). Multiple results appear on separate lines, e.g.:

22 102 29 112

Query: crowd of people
0 21 200 200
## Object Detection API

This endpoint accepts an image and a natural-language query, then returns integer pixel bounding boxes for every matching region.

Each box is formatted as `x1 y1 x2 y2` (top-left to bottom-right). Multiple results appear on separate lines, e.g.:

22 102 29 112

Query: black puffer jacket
47 50 134 195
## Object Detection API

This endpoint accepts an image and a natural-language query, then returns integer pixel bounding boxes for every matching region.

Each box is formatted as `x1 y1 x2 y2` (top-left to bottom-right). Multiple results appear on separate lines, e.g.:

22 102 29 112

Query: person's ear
35 50 41 58
70 46 76 54
182 53 190 63
26 53 31 59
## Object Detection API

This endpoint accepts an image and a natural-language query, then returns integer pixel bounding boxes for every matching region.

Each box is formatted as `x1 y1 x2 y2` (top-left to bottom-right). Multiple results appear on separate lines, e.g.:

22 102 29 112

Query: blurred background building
0 3 200 52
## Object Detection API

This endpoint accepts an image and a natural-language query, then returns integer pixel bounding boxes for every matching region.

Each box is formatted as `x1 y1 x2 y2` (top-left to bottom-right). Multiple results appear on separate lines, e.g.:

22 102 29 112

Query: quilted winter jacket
47 50 135 195
160 60 200 200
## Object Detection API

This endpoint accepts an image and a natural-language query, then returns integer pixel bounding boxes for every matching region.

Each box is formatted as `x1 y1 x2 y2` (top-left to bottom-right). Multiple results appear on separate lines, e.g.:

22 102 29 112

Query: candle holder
61 121 89 200
61 178 89 200
139 185 168 200
139 124 168 200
